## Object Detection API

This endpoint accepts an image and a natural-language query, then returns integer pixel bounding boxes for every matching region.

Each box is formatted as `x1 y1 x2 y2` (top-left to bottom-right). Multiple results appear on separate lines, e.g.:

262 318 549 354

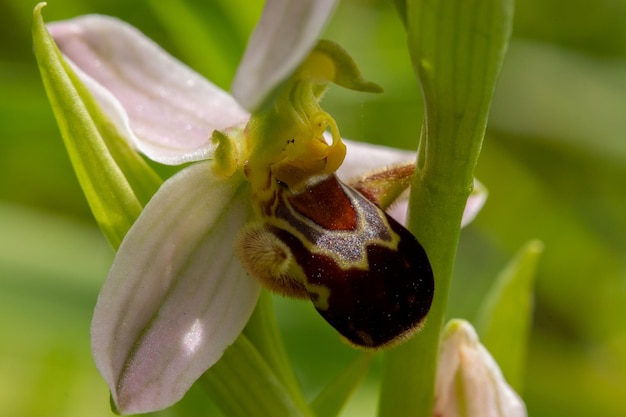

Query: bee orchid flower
43 1 487 414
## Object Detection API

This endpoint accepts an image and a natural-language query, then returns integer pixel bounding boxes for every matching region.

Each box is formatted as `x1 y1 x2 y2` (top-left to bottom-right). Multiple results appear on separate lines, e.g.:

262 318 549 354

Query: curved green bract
476 240 543 391
32 3 162 250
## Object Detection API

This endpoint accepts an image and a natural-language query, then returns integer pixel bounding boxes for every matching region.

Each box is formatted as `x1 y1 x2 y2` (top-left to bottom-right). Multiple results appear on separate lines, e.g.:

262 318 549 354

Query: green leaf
473 138 626 416
200 335 315 417
32 3 162 250
244 291 308 407
311 353 374 417
390 0 408 27
379 0 514 416
477 137 626 340
475 240 543 391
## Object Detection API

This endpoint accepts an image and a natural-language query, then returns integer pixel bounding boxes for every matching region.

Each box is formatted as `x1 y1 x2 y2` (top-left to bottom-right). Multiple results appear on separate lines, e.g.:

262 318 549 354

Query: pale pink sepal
232 0 338 111
48 15 249 165
338 139 414 179
339 140 486 228
434 319 527 417
91 162 260 414
461 179 488 227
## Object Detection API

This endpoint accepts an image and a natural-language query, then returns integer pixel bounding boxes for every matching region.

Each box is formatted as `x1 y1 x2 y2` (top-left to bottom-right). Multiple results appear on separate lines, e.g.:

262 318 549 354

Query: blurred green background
2 0 625 416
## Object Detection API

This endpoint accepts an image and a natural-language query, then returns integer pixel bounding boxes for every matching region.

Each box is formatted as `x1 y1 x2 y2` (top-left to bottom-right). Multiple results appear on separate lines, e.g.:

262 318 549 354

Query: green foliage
311 353 374 417
201 335 315 417
475 241 543 391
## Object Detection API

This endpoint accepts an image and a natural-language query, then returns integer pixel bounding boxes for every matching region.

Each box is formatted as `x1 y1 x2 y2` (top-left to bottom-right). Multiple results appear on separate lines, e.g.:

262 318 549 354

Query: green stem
379 143 468 416
378 0 513 415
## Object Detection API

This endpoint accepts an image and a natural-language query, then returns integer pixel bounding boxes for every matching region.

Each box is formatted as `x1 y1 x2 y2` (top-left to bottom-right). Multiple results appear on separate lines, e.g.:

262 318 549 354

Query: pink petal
232 0 338 111
48 15 249 165
91 162 260 414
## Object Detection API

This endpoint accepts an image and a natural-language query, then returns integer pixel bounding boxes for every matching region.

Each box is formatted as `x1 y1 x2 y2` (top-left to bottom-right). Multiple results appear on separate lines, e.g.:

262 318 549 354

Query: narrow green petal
304 40 383 93
475 240 543 391
32 3 161 249
201 334 315 417
379 0 514 415
311 353 374 417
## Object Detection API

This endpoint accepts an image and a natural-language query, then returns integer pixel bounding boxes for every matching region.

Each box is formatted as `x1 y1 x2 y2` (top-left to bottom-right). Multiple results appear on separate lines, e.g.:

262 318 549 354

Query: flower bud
434 319 527 417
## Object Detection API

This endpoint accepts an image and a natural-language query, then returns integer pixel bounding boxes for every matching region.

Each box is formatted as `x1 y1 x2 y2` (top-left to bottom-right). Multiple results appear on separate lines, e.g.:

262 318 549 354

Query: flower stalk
379 0 514 415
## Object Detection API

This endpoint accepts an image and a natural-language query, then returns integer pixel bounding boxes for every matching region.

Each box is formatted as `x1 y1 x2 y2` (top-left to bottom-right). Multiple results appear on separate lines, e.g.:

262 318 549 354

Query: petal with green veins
232 0 338 111
92 161 260 415
48 15 248 165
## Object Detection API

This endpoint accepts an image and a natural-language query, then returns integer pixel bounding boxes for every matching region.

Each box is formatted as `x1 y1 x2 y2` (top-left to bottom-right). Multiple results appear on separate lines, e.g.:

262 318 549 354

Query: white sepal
91 162 260 414
339 140 486 228
49 15 248 165
232 0 338 111
338 139 415 179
